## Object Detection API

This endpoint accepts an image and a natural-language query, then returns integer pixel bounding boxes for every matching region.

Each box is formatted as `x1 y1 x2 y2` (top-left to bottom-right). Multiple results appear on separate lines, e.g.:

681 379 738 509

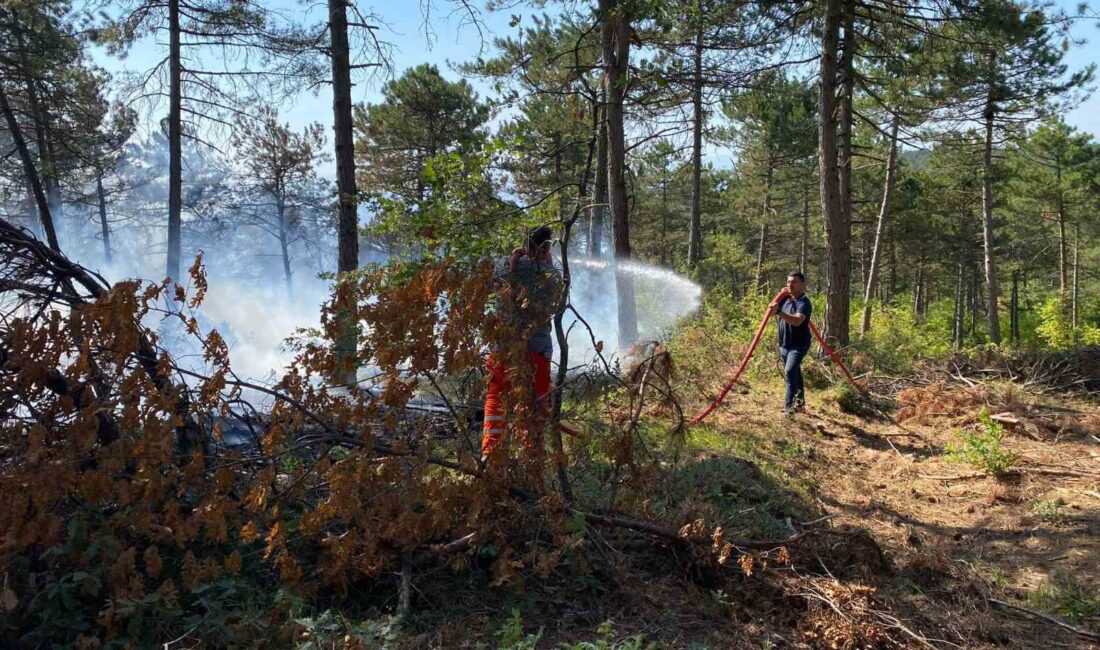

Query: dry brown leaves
895 382 1099 440
895 383 990 425
797 580 893 649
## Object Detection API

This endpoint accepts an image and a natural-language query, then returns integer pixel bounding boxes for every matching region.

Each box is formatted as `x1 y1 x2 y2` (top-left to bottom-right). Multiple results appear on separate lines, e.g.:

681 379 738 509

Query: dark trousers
779 345 809 409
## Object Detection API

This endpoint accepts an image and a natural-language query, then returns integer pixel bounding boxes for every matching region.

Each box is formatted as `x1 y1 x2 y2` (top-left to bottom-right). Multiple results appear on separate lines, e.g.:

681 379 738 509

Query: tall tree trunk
330 0 360 385
859 223 872 293
800 189 809 273
952 261 964 348
818 0 849 345
589 99 607 258
277 196 292 297
24 83 62 224
980 70 1002 344
887 236 897 300
859 118 899 336
167 0 183 281
553 135 565 222
13 12 65 231
660 182 669 266
600 0 637 344
755 223 769 295
755 163 772 294
914 258 924 319
970 273 978 338
43 137 63 224
0 82 59 251
687 12 704 268
1072 220 1080 331
1009 270 1019 344
96 171 111 264
1056 161 1067 296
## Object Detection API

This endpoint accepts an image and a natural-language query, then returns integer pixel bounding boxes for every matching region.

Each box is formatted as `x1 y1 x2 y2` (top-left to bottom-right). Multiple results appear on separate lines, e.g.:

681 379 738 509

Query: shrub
945 408 1018 475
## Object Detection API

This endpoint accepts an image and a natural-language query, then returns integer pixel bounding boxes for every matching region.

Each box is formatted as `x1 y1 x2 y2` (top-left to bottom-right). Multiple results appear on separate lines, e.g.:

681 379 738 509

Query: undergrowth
1027 570 1100 621
497 611 652 650
945 408 1019 475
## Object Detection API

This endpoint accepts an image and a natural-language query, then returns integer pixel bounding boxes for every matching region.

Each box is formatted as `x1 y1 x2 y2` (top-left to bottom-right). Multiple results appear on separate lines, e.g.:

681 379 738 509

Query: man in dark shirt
769 272 813 415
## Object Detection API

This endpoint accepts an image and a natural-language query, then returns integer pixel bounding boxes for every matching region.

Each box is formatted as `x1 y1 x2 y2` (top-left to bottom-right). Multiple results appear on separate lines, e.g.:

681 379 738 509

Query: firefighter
481 225 563 458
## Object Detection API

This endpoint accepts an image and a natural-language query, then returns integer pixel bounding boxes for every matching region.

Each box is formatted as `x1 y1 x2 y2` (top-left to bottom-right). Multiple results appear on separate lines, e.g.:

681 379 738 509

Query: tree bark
887 235 897 300
1009 270 1019 344
277 196 292 297
97 171 111 264
600 0 637 344
660 180 669 266
755 223 769 295
859 118 899 336
1072 220 1079 332
687 12 704 268
1056 160 1067 296
800 189 809 273
755 162 772 294
819 0 849 346
12 12 65 231
589 99 607 258
330 0 360 386
43 137 63 225
913 258 924 318
167 0 183 281
0 82 59 251
980 70 1002 344
952 261 964 349
970 273 979 338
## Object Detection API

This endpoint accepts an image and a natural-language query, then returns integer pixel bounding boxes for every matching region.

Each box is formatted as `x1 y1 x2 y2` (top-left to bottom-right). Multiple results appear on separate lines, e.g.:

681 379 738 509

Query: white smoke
39 134 702 390
567 257 702 362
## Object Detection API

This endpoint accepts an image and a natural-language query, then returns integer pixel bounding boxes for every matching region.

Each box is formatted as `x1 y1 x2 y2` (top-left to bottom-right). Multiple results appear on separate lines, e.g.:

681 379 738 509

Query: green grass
1027 570 1100 621
968 554 1010 590
1029 498 1064 521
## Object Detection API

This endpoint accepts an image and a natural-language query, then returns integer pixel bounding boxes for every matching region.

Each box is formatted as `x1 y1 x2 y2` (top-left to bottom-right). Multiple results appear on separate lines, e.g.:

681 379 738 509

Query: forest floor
399 372 1100 649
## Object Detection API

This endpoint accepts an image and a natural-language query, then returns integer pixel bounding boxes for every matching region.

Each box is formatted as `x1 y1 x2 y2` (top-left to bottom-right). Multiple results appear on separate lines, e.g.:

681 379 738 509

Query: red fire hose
690 289 863 425
808 321 862 392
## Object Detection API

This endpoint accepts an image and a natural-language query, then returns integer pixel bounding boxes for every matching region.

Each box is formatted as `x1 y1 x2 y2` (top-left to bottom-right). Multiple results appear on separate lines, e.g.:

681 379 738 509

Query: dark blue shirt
777 293 812 349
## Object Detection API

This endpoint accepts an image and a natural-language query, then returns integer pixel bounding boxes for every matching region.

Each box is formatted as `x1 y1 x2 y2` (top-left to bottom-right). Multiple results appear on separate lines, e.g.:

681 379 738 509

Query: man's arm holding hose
768 293 806 326
774 310 806 326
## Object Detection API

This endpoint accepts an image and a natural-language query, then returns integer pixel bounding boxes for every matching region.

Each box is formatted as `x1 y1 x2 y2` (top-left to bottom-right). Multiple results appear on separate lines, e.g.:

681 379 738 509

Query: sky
86 0 1100 176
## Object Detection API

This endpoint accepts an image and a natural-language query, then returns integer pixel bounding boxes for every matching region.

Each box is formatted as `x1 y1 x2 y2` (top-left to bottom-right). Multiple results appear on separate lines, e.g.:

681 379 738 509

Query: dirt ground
687 378 1100 649
404 376 1098 649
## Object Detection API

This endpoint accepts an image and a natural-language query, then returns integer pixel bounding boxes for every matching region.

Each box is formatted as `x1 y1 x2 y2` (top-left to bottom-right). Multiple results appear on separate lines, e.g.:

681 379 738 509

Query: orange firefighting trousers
481 351 551 455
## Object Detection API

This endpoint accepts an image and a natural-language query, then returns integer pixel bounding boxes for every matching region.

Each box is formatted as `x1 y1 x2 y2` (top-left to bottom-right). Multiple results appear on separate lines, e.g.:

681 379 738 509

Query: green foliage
558 620 649 650
497 614 650 650
496 609 543 650
1029 498 1063 520
1027 570 1100 620
693 232 757 295
851 299 951 373
831 383 868 416
945 408 1018 475
1036 296 1075 349
1035 296 1100 349
968 554 1009 590
668 289 773 383
354 63 488 203
779 441 813 459
367 140 542 262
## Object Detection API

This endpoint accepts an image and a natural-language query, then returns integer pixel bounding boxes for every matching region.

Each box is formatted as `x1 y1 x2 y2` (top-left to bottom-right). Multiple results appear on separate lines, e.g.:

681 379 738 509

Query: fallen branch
920 467 1100 481
989 598 1100 642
